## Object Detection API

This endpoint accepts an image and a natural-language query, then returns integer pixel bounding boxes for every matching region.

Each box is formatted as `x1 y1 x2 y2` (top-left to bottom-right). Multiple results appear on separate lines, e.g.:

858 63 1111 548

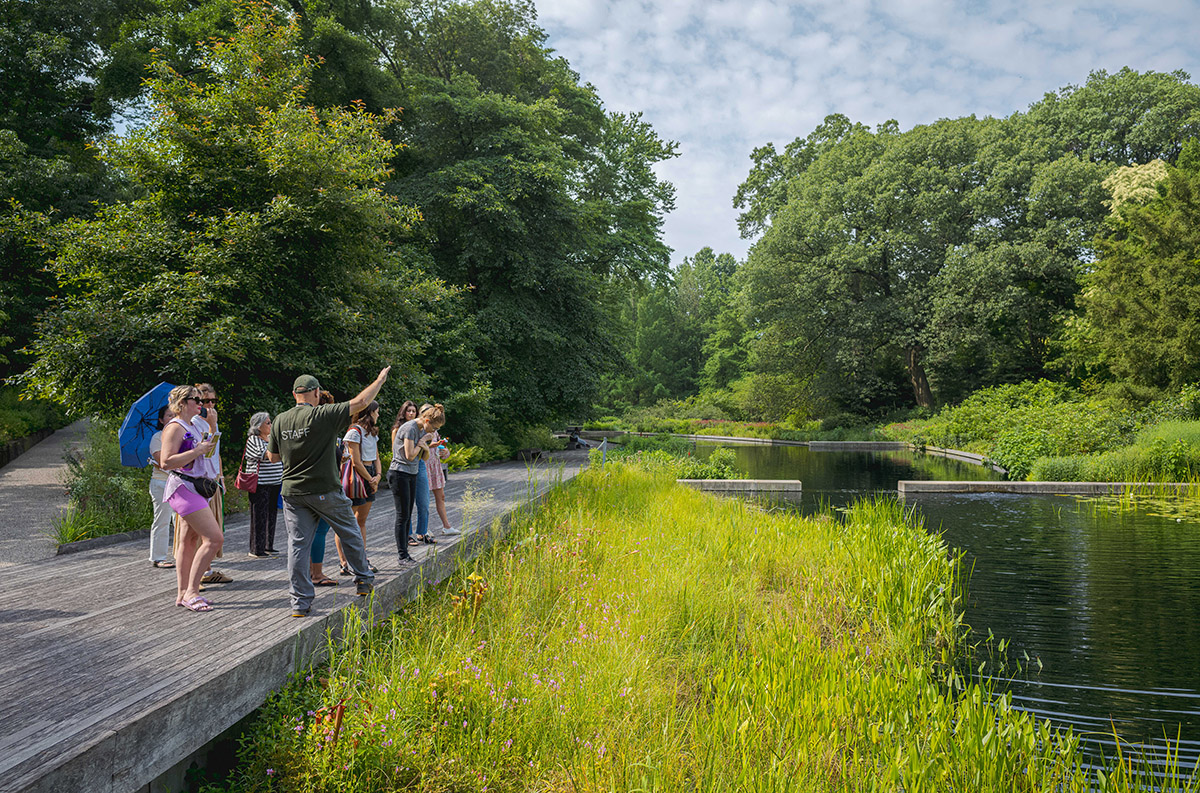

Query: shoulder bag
234 444 258 493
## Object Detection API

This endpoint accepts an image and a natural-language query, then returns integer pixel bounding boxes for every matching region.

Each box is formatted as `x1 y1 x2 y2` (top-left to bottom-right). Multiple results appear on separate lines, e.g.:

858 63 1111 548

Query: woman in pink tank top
160 385 224 612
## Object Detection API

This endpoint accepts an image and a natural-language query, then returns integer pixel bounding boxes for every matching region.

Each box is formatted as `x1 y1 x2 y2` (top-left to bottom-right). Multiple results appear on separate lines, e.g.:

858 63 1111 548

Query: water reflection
695 442 1200 767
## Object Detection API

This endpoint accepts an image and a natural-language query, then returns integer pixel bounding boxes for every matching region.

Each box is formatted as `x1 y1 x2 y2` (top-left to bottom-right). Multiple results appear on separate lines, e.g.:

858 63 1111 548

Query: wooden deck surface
0 452 586 793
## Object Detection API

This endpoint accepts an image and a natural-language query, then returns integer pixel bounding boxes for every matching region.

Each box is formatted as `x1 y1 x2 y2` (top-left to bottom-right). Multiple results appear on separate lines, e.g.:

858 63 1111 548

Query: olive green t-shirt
268 402 352 497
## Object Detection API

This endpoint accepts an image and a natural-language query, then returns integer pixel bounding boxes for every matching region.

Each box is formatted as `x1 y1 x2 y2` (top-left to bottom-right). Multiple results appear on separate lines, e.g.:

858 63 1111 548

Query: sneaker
398 555 415 567
265 548 281 555
291 607 311 618
248 552 270 558
201 570 233 584
441 526 460 535
356 580 374 597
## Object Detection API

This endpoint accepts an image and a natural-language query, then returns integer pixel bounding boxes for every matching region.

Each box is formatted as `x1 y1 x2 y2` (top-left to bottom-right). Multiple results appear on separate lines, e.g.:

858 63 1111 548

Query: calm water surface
696 442 1200 766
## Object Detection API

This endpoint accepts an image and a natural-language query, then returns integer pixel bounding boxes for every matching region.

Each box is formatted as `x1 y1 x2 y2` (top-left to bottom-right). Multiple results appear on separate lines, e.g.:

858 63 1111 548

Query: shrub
0 387 72 444
444 445 485 472
58 422 154 541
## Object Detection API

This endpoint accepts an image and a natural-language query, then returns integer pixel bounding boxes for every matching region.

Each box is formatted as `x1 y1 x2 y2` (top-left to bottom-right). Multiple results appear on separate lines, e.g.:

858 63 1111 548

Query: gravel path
0 419 89 568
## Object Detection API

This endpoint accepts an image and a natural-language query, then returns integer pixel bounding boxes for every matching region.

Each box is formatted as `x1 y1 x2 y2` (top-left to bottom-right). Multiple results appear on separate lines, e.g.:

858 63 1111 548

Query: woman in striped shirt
244 411 284 557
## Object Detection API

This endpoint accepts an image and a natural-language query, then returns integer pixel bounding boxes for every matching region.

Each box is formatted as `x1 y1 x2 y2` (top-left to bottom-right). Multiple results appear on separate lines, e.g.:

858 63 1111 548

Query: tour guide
269 367 390 616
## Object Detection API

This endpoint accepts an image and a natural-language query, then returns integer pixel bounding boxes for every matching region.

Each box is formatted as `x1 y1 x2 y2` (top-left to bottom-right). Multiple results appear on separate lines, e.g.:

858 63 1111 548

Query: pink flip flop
180 596 213 612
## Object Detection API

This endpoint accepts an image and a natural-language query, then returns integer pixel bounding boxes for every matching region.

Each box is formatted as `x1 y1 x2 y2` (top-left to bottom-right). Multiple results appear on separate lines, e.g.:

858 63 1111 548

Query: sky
536 0 1200 267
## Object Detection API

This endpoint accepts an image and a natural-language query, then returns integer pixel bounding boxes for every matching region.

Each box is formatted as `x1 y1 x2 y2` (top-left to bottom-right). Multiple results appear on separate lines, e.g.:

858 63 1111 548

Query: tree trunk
906 346 934 409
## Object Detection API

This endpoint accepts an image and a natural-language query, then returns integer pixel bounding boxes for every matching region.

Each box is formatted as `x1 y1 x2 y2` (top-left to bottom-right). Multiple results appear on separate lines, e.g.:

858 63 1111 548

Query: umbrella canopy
118 382 177 467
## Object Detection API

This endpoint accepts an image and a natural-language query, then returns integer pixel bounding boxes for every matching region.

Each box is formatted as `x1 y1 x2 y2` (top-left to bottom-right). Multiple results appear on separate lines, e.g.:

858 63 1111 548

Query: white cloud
538 0 1200 265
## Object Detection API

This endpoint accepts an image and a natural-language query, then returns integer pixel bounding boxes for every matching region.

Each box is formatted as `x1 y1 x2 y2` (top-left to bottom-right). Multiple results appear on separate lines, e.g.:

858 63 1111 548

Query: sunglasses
183 396 203 404
200 398 217 405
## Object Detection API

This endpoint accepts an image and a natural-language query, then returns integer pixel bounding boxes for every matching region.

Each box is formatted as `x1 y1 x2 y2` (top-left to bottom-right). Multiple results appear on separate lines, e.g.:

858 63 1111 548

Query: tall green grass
52 420 249 545
594 434 744 478
202 466 1193 792
1031 420 1200 482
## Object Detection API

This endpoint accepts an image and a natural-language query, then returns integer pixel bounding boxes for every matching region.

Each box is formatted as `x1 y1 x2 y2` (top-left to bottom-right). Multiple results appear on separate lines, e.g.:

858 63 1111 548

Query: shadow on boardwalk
0 451 587 793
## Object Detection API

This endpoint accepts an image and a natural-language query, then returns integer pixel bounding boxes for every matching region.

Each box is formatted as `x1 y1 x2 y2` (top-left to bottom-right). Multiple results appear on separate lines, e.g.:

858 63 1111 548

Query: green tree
736 70 1200 418
1026 68 1200 165
0 0 146 374
16 6 447 418
358 0 676 424
1075 141 1200 388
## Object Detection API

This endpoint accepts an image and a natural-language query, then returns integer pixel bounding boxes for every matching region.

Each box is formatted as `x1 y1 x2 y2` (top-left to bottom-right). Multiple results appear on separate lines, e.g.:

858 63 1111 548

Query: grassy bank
591 433 744 479
201 465 1186 792
881 381 1200 481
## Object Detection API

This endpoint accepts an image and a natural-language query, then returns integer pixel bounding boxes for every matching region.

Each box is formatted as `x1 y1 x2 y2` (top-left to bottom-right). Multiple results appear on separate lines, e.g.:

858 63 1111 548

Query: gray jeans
282 490 374 611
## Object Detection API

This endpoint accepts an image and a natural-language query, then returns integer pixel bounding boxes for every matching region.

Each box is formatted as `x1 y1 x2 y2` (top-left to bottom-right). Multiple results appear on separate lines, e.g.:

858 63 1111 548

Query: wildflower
266 768 276 776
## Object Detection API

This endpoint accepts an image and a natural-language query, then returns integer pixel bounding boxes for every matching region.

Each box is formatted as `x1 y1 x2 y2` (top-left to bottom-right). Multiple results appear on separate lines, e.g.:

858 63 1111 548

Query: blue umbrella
118 382 177 467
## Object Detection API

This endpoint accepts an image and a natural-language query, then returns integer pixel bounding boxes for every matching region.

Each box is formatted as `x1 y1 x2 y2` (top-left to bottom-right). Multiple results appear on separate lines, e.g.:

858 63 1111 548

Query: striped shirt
244 436 283 486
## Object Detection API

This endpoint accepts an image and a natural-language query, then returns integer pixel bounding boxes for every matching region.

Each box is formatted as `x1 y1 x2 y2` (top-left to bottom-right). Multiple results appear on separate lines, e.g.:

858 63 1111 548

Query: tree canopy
16 7 445 418
2 0 677 440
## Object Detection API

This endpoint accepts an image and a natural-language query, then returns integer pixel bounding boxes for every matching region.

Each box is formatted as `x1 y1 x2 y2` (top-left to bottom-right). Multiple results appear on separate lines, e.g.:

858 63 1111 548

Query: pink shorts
167 482 210 516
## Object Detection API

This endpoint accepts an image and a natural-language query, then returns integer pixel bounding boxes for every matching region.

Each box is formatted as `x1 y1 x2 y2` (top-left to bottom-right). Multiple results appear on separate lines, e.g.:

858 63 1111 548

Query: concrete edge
807 441 909 451
677 479 803 492
15 476 564 793
0 428 57 471
897 480 1196 496
56 527 152 555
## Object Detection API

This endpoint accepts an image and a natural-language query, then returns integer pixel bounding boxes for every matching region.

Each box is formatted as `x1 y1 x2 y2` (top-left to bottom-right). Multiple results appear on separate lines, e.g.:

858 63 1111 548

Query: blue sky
537 0 1200 267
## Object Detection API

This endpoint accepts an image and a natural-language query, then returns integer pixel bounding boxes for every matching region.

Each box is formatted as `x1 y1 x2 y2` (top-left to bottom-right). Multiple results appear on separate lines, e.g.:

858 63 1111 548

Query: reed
209 465 1194 792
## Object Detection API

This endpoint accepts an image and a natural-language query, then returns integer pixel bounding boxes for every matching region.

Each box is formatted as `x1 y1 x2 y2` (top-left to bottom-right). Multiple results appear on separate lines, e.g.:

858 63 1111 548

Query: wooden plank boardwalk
0 452 587 793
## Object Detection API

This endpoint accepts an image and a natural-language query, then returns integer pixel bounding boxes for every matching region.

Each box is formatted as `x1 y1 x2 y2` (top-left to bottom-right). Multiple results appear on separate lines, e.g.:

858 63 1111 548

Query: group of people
146 368 456 616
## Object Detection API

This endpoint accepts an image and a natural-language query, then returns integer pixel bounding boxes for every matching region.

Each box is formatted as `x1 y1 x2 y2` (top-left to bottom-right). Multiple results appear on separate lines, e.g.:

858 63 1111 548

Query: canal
696 441 1200 769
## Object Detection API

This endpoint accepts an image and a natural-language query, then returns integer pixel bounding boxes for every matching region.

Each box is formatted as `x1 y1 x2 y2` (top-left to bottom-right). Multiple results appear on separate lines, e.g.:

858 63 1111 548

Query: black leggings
248 483 281 555
389 469 417 559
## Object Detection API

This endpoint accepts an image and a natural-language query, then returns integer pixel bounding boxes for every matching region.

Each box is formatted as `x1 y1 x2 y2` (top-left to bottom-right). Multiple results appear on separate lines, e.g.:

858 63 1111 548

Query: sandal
408 537 419 546
313 577 339 587
181 596 213 612
421 534 436 545
152 560 176 569
339 564 352 577
177 595 214 607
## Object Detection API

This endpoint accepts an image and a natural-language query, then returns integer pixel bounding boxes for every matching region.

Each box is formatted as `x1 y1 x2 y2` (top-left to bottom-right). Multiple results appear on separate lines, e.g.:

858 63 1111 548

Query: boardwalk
0 452 586 793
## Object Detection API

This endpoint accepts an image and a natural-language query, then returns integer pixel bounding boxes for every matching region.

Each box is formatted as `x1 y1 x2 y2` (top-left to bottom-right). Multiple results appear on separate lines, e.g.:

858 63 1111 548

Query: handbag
234 449 258 493
340 458 367 500
174 471 220 499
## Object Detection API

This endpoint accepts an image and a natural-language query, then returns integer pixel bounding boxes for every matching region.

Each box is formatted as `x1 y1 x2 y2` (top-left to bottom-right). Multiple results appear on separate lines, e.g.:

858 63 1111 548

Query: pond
696 441 1200 769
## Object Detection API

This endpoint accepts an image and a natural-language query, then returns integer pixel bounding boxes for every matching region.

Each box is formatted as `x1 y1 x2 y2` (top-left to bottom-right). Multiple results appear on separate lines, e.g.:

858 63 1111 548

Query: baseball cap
293 374 321 393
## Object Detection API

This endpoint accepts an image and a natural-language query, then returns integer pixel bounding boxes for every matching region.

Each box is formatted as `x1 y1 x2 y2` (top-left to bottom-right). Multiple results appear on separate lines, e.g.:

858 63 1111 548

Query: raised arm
349 366 391 415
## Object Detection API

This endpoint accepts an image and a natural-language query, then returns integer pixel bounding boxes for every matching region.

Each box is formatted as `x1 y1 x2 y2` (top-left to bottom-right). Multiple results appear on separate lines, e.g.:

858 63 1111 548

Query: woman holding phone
160 385 223 612
421 403 456 535
388 402 445 562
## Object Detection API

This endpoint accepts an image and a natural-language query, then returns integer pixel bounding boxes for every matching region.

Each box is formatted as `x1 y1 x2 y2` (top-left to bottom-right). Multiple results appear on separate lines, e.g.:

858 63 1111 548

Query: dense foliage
3 0 676 446
883 380 1200 480
0 387 71 444
598 69 1200 435
15 9 443 420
